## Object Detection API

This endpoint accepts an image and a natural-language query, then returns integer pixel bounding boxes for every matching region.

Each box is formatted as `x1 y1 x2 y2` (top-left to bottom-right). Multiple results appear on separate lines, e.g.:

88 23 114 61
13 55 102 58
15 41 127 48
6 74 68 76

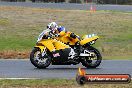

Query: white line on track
0 78 39 80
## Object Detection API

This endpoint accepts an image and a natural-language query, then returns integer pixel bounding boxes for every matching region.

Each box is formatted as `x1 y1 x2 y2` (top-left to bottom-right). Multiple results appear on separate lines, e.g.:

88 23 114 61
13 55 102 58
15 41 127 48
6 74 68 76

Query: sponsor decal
76 68 131 85
53 53 60 57
68 48 76 59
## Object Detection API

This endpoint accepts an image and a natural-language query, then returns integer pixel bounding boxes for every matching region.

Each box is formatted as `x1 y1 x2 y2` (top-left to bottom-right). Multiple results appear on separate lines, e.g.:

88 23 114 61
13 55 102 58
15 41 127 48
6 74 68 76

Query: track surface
0 59 132 79
0 2 132 11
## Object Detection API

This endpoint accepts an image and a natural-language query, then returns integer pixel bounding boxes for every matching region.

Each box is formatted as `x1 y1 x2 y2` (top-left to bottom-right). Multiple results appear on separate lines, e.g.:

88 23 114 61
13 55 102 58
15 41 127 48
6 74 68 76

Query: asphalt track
0 2 132 11
0 59 132 79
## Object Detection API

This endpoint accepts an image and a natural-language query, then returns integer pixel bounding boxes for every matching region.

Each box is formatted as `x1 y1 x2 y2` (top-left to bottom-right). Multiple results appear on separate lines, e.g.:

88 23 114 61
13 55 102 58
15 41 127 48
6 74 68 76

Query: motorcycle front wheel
30 48 51 69
81 46 102 68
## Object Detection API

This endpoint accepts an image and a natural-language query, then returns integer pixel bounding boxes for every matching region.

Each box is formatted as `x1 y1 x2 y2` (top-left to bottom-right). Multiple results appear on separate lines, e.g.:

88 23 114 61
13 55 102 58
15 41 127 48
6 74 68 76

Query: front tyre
30 48 51 69
81 46 102 68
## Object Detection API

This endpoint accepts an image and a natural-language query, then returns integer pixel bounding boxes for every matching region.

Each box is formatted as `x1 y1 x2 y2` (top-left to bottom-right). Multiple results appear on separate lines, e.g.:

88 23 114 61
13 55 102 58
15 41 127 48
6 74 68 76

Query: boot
75 42 82 56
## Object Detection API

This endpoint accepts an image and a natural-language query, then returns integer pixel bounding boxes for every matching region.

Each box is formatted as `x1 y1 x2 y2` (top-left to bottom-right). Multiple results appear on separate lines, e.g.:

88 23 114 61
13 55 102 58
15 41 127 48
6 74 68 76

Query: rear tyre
81 46 102 68
30 48 51 69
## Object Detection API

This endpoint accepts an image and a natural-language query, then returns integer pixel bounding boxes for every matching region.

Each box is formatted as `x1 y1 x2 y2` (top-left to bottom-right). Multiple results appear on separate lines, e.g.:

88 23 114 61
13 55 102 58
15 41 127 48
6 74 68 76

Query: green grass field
0 6 132 59
0 79 132 88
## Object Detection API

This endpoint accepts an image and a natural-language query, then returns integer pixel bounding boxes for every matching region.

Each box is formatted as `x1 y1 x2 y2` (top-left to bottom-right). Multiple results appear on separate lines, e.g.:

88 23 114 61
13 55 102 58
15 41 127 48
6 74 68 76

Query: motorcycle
30 29 102 69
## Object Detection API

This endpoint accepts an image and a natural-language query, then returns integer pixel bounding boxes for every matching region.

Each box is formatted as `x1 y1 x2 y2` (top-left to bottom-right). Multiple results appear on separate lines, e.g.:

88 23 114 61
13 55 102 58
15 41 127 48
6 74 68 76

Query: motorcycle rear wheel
30 48 51 69
81 46 102 68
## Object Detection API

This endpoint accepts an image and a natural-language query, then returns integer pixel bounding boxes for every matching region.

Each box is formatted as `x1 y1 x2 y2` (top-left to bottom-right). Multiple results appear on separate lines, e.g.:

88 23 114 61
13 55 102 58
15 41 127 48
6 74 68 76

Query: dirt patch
0 50 30 59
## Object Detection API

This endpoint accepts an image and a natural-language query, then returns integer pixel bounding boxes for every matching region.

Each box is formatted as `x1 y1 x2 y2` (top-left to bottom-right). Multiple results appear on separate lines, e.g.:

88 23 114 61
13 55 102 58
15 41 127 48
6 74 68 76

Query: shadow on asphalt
33 67 101 70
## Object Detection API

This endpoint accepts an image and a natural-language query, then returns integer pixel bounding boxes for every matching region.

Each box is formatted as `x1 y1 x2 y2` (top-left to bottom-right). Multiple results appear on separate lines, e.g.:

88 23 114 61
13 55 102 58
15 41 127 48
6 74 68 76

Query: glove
70 33 77 39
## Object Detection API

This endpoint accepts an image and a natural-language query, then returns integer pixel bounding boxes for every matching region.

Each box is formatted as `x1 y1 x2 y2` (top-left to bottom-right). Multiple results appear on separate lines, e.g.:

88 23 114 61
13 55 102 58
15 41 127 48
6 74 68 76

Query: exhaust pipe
79 53 90 56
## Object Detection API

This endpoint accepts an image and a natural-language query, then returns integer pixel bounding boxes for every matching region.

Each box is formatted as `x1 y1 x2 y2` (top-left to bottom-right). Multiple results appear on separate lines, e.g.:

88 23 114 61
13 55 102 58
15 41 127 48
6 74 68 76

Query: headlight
82 34 97 39
88 34 96 38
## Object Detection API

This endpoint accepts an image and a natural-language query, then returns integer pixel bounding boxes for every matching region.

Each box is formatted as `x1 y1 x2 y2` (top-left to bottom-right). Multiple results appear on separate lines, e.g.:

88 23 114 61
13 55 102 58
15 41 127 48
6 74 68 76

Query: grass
0 6 132 59
0 79 132 88
0 18 10 26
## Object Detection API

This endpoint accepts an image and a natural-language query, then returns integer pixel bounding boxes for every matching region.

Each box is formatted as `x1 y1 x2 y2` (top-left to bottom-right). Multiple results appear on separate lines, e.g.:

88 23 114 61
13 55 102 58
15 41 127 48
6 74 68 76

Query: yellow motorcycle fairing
57 32 80 45
35 39 70 52
35 39 55 52
80 36 99 45
53 41 69 50
34 45 46 52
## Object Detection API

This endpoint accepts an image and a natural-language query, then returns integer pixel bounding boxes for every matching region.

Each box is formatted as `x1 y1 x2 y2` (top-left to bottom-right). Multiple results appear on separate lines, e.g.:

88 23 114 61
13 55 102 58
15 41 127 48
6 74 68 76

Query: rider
46 22 67 37
46 22 81 46
37 22 60 42
38 22 81 55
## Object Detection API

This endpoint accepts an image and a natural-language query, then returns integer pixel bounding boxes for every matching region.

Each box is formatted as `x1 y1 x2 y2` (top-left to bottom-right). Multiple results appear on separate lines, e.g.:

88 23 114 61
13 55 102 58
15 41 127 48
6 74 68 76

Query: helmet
47 22 58 31
57 26 66 32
